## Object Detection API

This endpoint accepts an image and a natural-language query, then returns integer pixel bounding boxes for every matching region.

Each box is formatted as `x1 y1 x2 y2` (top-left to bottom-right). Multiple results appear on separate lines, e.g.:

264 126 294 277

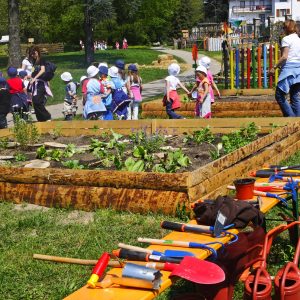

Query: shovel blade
170 256 225 284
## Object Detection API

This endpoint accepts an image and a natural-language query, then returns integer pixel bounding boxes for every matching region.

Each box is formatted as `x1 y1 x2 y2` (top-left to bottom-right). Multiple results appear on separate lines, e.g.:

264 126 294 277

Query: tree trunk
8 0 21 67
84 0 94 66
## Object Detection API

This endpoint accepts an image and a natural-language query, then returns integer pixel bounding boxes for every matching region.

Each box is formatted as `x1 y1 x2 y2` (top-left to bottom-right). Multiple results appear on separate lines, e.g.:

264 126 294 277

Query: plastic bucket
234 178 256 200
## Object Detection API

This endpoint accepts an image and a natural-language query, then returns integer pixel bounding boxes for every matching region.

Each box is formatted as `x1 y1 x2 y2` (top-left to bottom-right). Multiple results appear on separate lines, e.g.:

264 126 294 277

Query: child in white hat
193 65 211 118
198 56 220 103
61 71 77 121
163 63 190 119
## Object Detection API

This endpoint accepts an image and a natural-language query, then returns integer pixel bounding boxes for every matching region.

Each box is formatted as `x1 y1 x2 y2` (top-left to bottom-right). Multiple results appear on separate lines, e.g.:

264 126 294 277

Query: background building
229 0 300 26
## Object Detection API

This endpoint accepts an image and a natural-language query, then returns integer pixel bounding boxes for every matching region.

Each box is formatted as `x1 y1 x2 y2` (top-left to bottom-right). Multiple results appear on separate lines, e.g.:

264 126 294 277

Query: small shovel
114 249 225 284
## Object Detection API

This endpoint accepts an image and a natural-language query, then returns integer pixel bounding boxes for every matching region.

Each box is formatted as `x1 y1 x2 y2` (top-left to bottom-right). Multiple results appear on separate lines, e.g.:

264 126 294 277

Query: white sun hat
108 66 119 78
198 56 211 69
87 66 99 78
80 75 87 82
60 72 73 82
196 65 207 75
168 63 180 76
98 62 108 68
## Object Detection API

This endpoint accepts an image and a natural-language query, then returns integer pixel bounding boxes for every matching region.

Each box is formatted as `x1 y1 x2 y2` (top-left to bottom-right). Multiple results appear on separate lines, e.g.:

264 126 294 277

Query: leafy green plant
14 152 27 162
153 150 191 173
130 130 166 153
63 144 77 158
48 149 63 161
62 160 85 169
36 145 47 159
12 115 40 148
184 126 215 145
51 123 62 139
175 202 190 222
133 146 154 169
123 157 145 172
0 137 9 149
222 122 260 154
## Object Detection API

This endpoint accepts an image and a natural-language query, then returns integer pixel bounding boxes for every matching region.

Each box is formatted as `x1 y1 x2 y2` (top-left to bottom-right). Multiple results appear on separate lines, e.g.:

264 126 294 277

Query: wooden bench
64 192 280 300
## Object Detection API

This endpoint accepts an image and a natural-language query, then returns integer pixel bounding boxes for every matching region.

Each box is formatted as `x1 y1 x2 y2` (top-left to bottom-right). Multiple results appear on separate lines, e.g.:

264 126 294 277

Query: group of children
0 67 32 128
60 55 219 122
0 54 218 128
164 56 220 119
60 59 143 121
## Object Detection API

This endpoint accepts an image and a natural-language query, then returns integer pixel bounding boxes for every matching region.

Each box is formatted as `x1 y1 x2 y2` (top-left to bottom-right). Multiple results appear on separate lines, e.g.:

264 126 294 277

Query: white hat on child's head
168 63 180 76
98 62 108 68
80 75 87 82
108 66 119 78
198 56 211 69
196 65 207 75
87 66 99 78
61 72 73 81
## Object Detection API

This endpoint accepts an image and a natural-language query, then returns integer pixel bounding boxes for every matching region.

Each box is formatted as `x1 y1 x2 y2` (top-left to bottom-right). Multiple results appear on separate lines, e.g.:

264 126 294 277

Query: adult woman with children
270 19 300 117
28 46 52 121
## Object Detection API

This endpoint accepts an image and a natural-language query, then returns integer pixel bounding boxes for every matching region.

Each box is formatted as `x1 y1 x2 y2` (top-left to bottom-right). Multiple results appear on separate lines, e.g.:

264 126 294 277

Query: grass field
0 48 183 106
0 147 299 299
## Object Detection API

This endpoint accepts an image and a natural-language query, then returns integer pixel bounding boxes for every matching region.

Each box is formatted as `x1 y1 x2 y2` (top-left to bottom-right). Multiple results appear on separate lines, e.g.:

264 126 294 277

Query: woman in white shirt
270 20 300 117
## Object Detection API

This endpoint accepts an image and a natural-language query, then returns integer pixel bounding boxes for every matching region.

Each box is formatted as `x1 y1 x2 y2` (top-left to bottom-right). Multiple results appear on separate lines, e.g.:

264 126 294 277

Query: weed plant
184 126 215 145
11 115 40 148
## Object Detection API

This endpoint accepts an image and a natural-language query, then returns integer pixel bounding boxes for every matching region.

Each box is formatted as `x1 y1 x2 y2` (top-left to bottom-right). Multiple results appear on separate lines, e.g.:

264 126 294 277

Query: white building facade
229 0 300 25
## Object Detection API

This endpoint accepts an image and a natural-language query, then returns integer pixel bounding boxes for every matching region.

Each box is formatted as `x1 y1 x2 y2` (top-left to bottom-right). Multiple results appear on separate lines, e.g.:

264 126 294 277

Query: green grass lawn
0 48 182 106
1 136 299 299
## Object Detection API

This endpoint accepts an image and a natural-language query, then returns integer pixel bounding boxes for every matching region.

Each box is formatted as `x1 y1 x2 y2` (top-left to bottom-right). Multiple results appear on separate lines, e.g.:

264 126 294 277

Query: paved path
7 48 221 125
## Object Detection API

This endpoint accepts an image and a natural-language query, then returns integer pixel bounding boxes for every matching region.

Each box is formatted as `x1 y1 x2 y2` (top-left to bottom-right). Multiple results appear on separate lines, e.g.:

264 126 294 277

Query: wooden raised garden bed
0 118 299 215
141 89 281 118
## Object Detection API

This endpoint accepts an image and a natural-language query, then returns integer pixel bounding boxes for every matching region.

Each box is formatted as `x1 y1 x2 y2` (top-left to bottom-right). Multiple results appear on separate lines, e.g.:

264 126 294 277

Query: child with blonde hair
126 64 142 120
193 65 211 118
198 56 220 103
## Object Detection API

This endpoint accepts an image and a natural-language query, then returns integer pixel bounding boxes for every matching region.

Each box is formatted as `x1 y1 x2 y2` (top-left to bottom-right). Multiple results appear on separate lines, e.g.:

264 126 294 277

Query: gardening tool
274 239 300 299
249 170 300 178
118 242 195 258
161 210 228 237
113 248 183 263
87 252 110 288
33 253 121 266
137 238 221 260
113 249 225 284
266 164 300 171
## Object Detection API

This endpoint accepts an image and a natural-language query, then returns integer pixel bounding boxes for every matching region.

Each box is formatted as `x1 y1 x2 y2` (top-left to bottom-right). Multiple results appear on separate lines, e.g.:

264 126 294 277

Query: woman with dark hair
28 46 52 121
270 19 300 117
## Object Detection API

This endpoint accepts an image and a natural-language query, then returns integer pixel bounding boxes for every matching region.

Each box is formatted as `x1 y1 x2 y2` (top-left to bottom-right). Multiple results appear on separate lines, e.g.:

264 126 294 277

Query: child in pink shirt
198 56 220 103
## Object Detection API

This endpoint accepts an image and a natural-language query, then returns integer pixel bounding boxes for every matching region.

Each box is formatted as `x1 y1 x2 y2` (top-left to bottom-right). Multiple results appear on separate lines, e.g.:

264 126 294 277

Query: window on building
240 1 245 8
279 0 287 2
259 14 266 24
276 9 291 17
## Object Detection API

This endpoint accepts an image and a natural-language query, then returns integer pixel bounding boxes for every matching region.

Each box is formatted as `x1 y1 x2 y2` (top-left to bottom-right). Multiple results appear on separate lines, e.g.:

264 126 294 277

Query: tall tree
8 0 21 66
83 0 114 65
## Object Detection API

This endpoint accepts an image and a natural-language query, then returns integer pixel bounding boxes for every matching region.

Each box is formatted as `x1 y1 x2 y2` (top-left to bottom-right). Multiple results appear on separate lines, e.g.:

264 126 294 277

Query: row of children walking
60 59 143 121
164 56 220 119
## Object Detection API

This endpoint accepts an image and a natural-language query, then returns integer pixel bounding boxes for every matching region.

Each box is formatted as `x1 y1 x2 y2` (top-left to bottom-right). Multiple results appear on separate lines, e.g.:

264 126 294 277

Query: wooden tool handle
33 254 122 267
138 237 189 248
118 243 152 254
